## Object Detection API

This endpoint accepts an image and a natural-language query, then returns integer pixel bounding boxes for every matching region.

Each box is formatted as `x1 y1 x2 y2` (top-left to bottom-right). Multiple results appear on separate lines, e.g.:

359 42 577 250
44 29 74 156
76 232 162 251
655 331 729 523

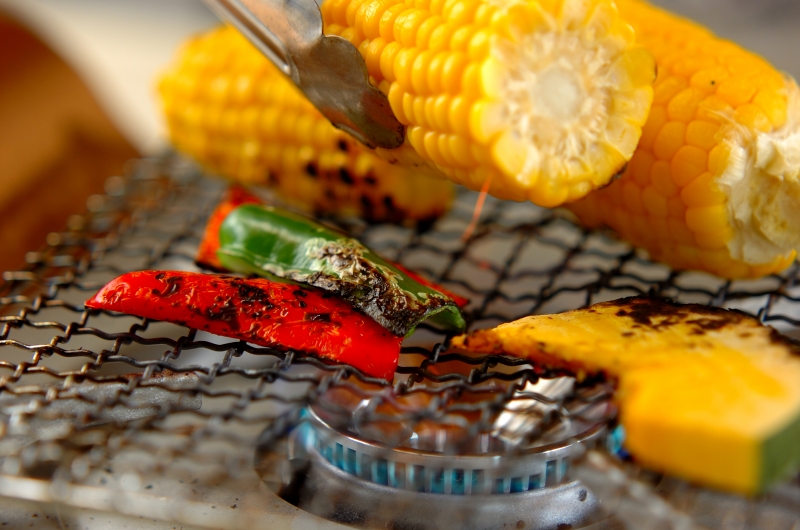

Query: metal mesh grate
0 154 798 529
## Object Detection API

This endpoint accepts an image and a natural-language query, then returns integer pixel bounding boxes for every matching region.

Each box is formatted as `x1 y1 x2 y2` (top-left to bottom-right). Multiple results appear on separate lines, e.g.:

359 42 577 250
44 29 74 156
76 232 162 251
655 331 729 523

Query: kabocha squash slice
453 296 800 495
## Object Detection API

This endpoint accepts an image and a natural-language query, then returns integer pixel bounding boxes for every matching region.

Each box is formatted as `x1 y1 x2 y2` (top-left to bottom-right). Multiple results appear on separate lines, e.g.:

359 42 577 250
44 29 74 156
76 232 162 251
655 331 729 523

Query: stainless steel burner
258 376 616 529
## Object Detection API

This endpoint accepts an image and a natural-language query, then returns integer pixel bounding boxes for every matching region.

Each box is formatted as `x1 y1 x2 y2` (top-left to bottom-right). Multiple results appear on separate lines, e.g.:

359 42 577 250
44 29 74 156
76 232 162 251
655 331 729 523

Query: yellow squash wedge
453 296 800 495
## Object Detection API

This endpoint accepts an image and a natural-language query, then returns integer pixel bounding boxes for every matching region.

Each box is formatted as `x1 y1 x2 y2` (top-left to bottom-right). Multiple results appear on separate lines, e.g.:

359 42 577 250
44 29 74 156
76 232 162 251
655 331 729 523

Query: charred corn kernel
159 26 453 224
569 0 800 279
321 0 654 206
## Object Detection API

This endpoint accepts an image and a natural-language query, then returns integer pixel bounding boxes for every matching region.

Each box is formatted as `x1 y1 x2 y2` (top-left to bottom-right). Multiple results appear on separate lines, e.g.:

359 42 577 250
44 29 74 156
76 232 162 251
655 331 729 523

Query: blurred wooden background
0 13 137 272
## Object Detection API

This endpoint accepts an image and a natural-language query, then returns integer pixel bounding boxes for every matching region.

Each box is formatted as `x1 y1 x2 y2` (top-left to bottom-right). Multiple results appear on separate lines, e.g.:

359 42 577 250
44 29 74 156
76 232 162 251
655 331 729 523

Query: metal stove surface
0 155 798 529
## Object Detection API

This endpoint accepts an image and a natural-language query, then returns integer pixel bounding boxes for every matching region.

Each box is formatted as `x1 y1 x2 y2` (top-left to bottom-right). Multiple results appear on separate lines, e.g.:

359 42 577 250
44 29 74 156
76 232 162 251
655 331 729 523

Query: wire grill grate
0 154 798 529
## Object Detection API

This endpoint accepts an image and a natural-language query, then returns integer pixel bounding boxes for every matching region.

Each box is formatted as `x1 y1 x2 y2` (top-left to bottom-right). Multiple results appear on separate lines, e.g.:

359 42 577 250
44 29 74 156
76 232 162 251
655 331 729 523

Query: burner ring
304 403 606 495
257 377 616 529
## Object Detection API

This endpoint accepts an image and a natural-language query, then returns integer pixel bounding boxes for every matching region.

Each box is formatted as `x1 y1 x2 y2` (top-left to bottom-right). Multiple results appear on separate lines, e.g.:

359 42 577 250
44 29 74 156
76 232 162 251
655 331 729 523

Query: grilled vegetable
197 187 470 309
160 0 655 210
158 26 453 224
322 0 655 207
568 0 800 278
454 296 800 495
213 202 466 336
85 271 402 379
196 186 261 270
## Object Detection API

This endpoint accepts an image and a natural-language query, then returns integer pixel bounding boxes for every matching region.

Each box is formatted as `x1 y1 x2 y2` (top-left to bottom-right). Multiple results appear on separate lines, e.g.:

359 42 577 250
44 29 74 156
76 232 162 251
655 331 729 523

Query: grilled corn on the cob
158 26 453 223
323 0 655 206
569 0 800 278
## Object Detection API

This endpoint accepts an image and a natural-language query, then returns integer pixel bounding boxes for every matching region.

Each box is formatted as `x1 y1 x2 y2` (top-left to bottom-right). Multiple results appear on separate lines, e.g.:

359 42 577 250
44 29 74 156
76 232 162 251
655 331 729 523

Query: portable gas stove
0 155 798 529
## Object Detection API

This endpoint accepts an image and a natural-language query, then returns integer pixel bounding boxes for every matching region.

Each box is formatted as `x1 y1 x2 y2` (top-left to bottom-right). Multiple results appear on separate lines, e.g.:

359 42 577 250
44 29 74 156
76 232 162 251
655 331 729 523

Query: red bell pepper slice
196 187 469 309
85 270 402 379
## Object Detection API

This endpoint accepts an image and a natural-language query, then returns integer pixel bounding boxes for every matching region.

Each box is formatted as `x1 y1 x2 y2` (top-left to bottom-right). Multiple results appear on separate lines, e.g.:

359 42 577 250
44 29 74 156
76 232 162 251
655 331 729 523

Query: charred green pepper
216 203 466 336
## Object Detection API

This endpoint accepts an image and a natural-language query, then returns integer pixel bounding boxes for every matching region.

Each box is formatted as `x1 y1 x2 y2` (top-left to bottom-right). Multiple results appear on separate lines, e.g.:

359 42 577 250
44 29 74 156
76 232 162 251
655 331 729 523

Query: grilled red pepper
85 270 402 379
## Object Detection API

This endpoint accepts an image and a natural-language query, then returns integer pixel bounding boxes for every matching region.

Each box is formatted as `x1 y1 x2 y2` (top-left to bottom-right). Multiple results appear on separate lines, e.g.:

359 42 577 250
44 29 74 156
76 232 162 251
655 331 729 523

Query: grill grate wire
0 154 798 529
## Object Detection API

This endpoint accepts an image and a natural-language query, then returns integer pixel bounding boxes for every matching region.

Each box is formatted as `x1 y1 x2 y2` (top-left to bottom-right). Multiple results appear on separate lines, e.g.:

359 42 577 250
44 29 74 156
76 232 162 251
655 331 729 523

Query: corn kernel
423 130 445 164
639 106 667 152
450 25 475 51
491 131 528 178
629 151 655 187
734 103 772 133
653 76 688 106
667 88 703 122
467 29 490 60
364 38 388 75
700 249 748 278
642 186 668 217
680 172 725 207
427 22 455 52
707 144 730 175
359 0 395 39
379 4 407 41
686 204 728 234
393 47 420 90
412 96 427 128
396 9 428 47
345 0 368 27
379 41 401 81
432 94 450 131
609 47 657 92
444 0 479 25
442 52 468 94
671 56 717 78
411 51 434 95
650 216 671 242
694 227 733 250
753 89 787 128
689 66 729 94
339 27 360 44
448 134 474 165
685 120 719 151
653 121 687 161
670 145 707 187
667 218 695 244
468 100 504 143
716 77 757 107
651 160 678 197
402 93 416 126
440 97 467 135
416 16 443 48
622 182 645 215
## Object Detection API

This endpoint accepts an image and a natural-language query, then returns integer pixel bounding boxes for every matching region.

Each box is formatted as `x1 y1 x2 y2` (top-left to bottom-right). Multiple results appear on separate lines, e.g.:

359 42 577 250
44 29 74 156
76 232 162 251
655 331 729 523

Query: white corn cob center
719 80 800 264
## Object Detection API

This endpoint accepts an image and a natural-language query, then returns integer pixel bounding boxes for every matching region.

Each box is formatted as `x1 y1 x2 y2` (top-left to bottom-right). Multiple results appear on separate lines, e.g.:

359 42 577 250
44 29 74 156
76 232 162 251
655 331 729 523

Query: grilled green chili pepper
217 204 466 336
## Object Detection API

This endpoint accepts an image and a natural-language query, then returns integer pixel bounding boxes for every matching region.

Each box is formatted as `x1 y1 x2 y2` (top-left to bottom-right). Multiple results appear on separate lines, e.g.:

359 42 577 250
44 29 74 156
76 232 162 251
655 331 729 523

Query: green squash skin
759 403 800 493
217 204 466 337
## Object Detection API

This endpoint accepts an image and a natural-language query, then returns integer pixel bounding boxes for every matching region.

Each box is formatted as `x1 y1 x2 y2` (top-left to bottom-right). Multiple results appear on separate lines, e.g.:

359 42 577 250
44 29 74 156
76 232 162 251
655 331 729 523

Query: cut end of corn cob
322 0 655 207
718 80 800 266
486 0 655 206
569 0 800 278
158 26 454 224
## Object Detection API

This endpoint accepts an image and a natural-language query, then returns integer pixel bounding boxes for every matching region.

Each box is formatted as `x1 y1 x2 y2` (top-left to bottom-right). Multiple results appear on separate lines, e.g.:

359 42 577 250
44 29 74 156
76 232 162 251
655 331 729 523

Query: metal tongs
204 0 405 149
